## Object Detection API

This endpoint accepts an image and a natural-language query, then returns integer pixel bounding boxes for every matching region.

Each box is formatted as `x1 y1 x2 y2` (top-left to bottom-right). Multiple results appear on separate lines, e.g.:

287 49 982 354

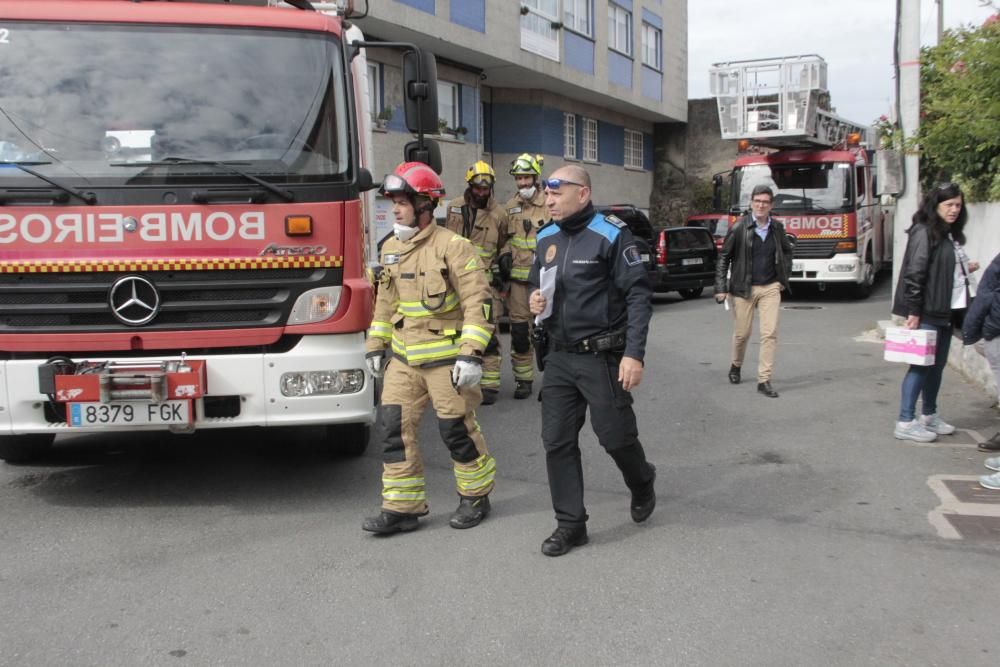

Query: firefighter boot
514 380 533 400
449 494 491 529
362 511 420 535
481 389 499 406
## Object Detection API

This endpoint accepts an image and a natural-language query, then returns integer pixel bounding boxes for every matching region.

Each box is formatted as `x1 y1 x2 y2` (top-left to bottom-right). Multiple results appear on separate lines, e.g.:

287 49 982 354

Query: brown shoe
757 381 779 398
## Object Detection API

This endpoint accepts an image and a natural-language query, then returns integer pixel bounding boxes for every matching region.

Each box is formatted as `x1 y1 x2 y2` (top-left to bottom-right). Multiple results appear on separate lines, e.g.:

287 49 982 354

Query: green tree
916 11 1000 201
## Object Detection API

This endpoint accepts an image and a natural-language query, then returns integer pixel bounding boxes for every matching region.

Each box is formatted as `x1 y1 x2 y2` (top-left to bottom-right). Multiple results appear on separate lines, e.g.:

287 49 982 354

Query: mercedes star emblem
108 275 161 326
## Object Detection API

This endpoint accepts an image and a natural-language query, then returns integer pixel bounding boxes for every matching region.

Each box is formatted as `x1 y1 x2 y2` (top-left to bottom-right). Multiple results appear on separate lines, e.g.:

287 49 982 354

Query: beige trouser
731 281 782 383
481 286 502 392
378 361 495 514
506 281 535 382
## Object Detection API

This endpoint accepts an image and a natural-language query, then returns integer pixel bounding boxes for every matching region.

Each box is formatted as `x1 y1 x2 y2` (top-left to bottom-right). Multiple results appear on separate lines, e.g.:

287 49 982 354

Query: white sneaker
979 471 1000 490
894 420 938 443
920 413 956 435
984 456 1000 472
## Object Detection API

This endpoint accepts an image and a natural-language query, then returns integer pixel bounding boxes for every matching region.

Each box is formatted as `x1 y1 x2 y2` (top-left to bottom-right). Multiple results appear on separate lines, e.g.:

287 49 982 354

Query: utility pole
893 0 921 284
937 0 944 42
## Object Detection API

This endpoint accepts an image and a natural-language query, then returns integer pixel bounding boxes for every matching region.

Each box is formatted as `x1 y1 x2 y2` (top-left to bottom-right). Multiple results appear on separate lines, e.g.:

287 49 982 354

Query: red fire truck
710 55 894 298
0 0 441 462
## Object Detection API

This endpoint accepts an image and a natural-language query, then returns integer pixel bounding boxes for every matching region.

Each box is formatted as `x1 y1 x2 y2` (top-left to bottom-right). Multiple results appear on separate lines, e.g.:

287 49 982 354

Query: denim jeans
898 322 953 422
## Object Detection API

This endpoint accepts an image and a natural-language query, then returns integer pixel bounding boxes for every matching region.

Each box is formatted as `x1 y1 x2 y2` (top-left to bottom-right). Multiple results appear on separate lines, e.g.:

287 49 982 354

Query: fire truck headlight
289 287 342 325
828 262 856 273
280 370 365 397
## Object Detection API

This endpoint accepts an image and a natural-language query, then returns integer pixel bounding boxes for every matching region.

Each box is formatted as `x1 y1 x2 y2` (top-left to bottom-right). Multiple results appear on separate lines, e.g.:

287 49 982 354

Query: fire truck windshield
0 22 350 187
733 163 854 214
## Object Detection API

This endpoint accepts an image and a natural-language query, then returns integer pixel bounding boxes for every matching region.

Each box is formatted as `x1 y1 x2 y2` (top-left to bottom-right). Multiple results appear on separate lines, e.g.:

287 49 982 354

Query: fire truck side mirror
402 50 439 135
404 138 443 175
711 174 723 212
357 167 376 192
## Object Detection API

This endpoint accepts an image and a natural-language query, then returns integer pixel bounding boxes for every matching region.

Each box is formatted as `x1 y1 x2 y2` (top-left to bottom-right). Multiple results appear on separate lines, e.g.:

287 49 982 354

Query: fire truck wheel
324 423 370 458
0 434 55 464
852 251 875 299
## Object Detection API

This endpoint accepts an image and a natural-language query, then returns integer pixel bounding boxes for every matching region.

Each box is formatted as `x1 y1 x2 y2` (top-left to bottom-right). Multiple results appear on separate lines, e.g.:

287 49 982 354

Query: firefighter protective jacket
443 193 510 278
500 189 548 282
530 205 653 361
367 223 494 367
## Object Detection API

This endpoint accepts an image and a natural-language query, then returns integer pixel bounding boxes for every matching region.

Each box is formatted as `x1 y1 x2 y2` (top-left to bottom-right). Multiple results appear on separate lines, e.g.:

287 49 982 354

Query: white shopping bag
883 327 937 366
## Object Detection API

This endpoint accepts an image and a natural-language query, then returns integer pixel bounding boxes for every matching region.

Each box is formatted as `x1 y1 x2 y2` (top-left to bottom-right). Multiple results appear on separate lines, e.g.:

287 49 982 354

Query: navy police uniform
529 203 655 528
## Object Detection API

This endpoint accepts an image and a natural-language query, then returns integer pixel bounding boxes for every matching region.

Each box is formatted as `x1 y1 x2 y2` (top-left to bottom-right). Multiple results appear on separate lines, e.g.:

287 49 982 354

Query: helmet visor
380 173 410 195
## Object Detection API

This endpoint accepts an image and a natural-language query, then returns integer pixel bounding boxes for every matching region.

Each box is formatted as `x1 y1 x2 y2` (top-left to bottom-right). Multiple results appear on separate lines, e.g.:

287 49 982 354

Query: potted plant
437 117 449 136
454 126 468 142
374 107 392 130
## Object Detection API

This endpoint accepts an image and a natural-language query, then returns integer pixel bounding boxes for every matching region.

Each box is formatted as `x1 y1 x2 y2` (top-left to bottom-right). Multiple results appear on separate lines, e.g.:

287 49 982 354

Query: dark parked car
652 226 718 298
685 212 731 251
597 204 657 271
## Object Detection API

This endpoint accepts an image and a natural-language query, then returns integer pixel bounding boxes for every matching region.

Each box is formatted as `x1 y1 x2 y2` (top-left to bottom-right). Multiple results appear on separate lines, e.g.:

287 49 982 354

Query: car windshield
733 163 853 214
0 22 349 186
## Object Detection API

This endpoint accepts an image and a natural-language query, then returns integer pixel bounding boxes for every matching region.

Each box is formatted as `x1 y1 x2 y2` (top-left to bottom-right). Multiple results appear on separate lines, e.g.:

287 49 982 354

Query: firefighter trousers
481 285 503 392
506 281 535 383
375 359 496 515
540 349 654 527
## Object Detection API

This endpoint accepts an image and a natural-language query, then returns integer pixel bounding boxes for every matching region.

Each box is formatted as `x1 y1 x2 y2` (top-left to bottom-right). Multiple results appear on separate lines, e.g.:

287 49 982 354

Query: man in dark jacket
714 185 794 397
528 164 655 557
963 251 1000 452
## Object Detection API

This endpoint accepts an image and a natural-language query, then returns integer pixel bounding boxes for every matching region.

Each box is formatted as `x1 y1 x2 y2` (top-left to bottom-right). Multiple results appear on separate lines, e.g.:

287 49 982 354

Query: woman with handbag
891 183 976 442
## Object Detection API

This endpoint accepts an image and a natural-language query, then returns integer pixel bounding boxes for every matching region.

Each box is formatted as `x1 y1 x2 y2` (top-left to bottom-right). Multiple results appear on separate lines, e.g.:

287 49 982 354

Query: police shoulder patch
622 244 643 267
605 214 627 229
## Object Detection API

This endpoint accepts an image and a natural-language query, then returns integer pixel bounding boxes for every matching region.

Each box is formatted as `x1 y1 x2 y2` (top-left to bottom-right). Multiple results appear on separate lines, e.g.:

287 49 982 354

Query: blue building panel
643 133 654 171
450 0 485 32
641 8 662 29
599 121 624 167
396 0 434 14
608 50 632 89
564 30 594 75
641 66 662 101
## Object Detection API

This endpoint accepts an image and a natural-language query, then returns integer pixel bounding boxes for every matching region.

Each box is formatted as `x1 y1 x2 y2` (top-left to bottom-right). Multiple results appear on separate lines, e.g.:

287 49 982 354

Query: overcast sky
687 0 997 126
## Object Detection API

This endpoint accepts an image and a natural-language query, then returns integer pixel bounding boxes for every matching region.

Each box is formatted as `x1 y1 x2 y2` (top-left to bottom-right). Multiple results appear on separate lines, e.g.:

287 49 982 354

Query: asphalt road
2 275 999 666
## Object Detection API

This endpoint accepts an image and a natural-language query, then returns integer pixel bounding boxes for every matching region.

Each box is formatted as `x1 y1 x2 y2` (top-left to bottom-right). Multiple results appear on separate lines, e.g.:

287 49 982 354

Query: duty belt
552 330 626 354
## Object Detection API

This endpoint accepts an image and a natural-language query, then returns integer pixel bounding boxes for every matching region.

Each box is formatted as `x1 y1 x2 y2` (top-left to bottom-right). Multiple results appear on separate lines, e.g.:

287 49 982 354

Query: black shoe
728 365 741 384
514 380 533 400
449 495 491 529
362 511 420 535
480 389 498 405
541 525 589 557
757 381 779 398
978 432 1000 452
631 463 656 523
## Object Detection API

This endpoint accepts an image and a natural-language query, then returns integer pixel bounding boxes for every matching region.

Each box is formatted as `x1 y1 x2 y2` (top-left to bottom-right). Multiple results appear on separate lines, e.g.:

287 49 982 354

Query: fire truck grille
0 268 340 333
792 238 841 260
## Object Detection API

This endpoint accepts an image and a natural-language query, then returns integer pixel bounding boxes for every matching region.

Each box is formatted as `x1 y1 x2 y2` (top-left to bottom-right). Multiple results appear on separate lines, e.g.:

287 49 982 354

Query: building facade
359 0 687 214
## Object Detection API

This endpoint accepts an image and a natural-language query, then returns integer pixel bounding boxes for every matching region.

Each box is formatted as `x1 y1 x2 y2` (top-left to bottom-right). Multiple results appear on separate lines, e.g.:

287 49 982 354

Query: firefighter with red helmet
363 162 497 535
443 160 510 405
498 153 547 399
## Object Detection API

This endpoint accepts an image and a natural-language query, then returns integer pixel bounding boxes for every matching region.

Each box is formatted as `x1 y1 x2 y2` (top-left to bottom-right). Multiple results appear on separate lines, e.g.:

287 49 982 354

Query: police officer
528 165 656 557
498 153 547 400
444 160 510 405
363 162 497 535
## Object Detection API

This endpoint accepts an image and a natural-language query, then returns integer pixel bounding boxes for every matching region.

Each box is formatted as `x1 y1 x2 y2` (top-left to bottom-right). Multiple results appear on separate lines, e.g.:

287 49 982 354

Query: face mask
518 186 536 200
394 222 418 242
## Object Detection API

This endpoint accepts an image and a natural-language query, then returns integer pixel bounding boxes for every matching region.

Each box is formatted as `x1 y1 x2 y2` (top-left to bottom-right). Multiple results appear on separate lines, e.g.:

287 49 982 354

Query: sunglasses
543 178 586 190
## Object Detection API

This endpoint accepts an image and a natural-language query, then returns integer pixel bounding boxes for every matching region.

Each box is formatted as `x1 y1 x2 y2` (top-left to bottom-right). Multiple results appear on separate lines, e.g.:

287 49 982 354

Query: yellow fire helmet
465 160 496 187
509 153 544 177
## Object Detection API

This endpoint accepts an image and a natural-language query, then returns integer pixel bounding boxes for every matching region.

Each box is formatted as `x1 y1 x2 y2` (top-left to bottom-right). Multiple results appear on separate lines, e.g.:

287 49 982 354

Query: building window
521 0 560 62
437 80 459 132
564 0 592 36
608 3 632 57
367 62 381 120
641 22 661 70
582 117 598 162
624 129 644 169
563 113 577 159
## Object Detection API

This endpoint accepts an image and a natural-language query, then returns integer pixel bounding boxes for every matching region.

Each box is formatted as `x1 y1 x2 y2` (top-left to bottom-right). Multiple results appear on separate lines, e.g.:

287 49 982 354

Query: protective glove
497 253 513 283
451 357 483 388
365 351 386 378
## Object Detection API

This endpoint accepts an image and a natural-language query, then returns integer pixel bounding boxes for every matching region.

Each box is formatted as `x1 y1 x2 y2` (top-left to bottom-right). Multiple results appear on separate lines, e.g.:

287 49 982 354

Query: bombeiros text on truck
709 55 900 298
0 0 445 462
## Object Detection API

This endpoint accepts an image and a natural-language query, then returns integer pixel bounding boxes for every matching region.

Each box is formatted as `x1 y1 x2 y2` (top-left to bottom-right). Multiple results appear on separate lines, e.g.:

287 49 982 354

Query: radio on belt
48 356 207 404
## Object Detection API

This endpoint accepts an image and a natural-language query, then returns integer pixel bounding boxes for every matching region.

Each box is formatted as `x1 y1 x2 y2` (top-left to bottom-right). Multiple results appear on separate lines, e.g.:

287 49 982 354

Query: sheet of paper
534 266 556 325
